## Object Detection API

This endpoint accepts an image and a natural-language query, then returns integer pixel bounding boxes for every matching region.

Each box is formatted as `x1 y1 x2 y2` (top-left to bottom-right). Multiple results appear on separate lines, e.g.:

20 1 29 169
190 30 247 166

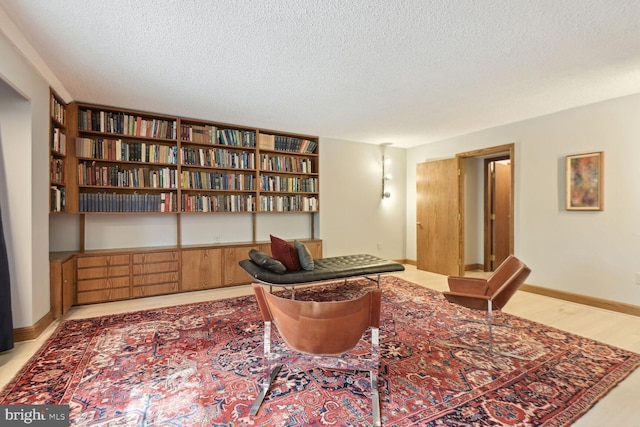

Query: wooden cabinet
224 245 261 286
181 248 223 290
132 251 179 297
300 239 323 259
76 254 131 304
51 239 322 307
50 254 75 318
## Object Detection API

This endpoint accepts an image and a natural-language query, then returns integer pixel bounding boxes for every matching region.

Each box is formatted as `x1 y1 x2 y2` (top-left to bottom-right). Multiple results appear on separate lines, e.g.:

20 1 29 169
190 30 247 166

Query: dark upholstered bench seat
239 254 405 286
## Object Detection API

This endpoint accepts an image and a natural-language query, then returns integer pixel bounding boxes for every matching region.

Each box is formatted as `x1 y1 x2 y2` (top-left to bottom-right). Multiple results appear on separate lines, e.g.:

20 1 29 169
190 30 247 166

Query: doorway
484 157 511 271
416 144 514 275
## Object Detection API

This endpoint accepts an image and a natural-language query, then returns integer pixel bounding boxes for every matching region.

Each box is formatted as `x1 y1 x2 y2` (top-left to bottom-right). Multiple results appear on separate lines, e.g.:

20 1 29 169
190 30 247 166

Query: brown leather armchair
442 254 531 356
250 284 382 426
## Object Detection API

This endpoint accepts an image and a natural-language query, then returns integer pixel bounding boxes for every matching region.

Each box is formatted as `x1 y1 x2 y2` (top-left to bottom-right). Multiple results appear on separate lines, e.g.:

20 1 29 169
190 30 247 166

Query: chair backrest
487 255 531 309
253 284 382 356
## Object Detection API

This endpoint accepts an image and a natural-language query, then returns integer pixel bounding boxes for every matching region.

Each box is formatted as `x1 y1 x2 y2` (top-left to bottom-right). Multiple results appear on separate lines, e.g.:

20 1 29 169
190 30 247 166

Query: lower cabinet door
181 248 223 291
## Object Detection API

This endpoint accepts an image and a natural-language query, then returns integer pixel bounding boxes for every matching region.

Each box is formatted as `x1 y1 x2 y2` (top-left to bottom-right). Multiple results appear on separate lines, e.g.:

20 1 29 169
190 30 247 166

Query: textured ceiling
2 0 640 148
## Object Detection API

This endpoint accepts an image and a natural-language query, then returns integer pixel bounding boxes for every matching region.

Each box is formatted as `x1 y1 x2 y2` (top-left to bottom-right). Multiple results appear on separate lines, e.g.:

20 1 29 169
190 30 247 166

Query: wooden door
492 161 511 268
416 158 461 276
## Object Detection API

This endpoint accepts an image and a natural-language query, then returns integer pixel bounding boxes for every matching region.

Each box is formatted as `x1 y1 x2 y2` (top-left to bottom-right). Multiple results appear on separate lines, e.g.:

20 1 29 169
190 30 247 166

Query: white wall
320 138 406 259
406 93 640 306
0 31 50 328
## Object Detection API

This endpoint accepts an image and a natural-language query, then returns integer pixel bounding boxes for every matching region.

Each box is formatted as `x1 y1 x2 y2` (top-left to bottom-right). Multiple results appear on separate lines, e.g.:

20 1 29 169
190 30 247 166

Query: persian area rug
1 277 639 426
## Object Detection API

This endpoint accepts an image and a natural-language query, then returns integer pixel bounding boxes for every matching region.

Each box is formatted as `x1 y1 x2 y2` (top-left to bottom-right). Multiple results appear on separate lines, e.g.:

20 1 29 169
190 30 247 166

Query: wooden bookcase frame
50 98 322 312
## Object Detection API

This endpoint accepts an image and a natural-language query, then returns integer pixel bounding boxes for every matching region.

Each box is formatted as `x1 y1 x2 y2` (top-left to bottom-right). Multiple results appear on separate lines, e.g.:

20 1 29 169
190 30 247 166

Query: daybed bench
239 253 405 296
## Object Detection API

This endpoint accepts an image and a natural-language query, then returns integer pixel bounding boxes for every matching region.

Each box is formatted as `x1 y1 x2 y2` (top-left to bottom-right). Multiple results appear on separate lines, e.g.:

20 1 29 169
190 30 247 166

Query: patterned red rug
2 277 638 426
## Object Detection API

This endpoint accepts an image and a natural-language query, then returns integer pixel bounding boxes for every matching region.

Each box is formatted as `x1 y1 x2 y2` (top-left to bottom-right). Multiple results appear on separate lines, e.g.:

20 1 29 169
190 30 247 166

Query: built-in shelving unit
50 98 321 313
73 104 179 213
64 103 320 216
179 119 257 213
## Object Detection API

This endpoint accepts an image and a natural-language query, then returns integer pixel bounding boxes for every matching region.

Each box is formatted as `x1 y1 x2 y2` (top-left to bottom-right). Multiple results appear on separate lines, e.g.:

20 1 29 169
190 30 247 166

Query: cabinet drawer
76 255 130 268
77 287 130 304
132 282 179 298
133 272 179 286
77 277 130 292
133 261 179 275
133 251 178 264
77 265 130 280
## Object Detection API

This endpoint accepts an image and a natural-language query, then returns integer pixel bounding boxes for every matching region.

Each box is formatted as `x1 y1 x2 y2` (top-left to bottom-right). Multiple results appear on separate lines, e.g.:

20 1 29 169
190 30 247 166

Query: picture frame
566 151 604 211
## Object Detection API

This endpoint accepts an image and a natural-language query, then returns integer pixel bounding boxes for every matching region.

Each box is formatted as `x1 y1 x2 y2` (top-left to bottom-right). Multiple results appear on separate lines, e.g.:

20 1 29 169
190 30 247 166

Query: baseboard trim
465 263 483 271
521 284 640 317
13 311 55 342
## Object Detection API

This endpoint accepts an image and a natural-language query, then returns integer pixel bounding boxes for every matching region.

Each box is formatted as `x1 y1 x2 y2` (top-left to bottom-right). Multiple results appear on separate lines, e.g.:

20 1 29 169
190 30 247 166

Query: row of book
259 195 319 212
260 155 314 173
181 147 255 169
78 109 177 140
78 163 178 189
50 186 66 212
51 158 64 183
76 137 178 164
180 124 257 147
76 192 318 213
181 171 255 191
52 128 66 154
181 194 256 213
274 135 317 154
260 176 318 193
79 192 177 213
258 134 317 154
51 96 65 125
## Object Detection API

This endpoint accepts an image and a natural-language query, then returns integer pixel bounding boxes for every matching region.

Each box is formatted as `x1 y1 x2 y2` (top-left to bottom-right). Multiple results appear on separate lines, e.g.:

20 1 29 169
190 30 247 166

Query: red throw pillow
270 235 301 271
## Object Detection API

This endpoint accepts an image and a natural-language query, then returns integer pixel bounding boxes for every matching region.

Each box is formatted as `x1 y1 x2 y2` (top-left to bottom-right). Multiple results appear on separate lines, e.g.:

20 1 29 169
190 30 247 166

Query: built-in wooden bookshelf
257 132 319 212
72 104 179 213
50 99 321 312
49 90 67 213
179 119 258 213
63 103 320 215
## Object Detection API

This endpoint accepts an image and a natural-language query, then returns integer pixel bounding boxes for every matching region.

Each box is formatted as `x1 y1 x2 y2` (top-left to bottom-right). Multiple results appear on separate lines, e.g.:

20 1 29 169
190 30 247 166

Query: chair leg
440 300 533 360
250 364 282 416
370 370 381 427
487 300 493 353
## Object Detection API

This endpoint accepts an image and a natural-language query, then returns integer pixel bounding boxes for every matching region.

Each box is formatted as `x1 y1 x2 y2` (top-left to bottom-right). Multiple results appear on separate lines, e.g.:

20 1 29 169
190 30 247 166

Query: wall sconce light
382 155 392 199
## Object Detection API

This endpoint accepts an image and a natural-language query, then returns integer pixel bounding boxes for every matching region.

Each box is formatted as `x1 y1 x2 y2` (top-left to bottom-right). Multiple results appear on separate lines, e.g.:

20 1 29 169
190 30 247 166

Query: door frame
456 143 515 273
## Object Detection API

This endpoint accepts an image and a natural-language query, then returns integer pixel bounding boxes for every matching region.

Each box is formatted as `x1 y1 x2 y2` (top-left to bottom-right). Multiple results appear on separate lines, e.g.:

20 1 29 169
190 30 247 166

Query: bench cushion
239 254 405 285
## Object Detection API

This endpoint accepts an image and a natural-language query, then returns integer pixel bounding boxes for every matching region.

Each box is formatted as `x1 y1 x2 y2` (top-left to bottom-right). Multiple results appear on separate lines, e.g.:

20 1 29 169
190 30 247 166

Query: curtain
0 202 13 352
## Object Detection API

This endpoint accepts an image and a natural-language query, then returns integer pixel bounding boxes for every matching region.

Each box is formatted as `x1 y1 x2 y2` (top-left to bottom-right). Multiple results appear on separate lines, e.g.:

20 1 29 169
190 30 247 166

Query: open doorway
485 157 511 271
415 144 514 276
460 144 514 273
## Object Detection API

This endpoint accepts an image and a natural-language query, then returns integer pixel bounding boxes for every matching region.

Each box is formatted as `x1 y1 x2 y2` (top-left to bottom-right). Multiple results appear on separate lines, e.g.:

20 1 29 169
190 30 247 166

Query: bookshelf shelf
50 90 68 213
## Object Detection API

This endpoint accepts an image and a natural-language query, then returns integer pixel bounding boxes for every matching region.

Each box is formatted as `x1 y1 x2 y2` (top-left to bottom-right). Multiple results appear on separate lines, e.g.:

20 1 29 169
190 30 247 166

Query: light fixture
381 143 392 199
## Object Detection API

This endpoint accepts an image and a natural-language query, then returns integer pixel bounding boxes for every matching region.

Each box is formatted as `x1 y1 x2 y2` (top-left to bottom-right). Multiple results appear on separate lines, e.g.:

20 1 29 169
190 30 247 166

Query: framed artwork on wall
566 151 604 211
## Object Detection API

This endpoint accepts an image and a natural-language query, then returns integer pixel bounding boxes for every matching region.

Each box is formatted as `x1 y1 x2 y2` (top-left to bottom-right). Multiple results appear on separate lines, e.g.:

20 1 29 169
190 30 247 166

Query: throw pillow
248 249 287 274
294 240 314 271
270 234 301 271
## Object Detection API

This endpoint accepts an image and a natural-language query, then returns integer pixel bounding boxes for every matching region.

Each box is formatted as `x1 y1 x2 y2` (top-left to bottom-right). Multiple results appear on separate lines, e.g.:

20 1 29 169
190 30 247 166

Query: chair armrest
447 276 489 295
